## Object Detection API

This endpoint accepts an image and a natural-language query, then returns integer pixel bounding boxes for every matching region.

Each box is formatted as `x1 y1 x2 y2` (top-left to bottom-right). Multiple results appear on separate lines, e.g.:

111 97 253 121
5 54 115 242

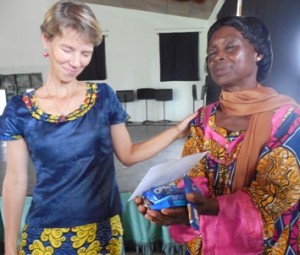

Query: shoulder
268 105 300 148
3 95 25 116
193 101 219 126
90 82 116 99
272 104 300 127
7 94 24 105
94 82 114 92
0 95 26 140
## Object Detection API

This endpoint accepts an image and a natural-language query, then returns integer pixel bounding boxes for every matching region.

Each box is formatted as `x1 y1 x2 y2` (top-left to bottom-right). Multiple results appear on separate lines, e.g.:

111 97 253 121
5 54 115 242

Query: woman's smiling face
207 26 260 91
43 27 94 83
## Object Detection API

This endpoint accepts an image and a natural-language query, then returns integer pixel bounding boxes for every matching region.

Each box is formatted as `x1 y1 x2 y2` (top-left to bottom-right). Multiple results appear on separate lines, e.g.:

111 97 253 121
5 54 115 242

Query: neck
44 82 79 116
45 81 78 98
221 80 259 93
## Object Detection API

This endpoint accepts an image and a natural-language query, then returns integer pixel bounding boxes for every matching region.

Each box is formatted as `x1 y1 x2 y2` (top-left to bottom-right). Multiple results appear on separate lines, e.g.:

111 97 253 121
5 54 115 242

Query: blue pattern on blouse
0 83 128 228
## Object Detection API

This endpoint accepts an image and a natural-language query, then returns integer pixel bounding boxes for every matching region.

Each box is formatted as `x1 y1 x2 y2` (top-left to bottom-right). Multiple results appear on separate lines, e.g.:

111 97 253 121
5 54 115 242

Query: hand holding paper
129 152 207 201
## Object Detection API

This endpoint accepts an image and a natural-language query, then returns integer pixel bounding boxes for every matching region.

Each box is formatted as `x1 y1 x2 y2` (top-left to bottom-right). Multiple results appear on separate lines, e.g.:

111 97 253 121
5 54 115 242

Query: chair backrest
155 89 173 101
137 88 155 100
116 90 134 103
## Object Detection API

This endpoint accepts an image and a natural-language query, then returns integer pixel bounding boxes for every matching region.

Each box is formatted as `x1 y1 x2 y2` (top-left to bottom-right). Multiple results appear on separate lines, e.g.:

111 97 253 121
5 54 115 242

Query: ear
256 54 263 62
41 33 49 50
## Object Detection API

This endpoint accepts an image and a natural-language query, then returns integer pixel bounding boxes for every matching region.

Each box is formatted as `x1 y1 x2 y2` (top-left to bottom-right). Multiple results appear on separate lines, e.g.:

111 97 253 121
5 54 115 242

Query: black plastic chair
137 88 156 124
155 89 173 123
116 90 135 124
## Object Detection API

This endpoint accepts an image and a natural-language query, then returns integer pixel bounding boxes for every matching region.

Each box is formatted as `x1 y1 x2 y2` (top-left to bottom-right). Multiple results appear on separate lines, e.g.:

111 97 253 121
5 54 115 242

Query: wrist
5 240 18 254
4 247 18 255
205 198 219 215
173 124 182 139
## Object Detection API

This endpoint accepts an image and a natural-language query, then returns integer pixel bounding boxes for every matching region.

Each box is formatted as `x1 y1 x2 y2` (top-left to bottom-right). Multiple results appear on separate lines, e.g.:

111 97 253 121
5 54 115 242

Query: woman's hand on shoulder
174 112 198 139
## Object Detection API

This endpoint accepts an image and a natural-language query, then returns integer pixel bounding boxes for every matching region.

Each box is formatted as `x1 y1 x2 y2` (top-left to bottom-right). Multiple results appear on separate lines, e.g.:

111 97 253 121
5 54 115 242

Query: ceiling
83 0 222 20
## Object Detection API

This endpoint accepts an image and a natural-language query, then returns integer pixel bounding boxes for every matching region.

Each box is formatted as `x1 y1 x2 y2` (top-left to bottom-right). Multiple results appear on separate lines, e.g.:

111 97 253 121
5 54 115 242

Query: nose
213 50 226 62
217 55 225 61
207 50 226 69
69 53 81 67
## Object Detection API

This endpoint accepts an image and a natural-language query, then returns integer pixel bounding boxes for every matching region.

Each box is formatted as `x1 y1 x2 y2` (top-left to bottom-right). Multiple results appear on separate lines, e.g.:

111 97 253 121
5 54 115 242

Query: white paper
128 152 207 200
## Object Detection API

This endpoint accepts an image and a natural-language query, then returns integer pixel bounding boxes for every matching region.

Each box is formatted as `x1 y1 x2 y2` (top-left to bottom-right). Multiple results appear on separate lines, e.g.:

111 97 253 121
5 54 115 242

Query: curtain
217 0 300 102
77 37 107 81
159 32 199 82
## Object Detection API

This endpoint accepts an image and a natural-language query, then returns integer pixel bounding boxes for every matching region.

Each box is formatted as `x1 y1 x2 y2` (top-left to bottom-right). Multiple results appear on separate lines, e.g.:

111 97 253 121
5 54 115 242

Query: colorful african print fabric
169 102 300 255
18 215 123 255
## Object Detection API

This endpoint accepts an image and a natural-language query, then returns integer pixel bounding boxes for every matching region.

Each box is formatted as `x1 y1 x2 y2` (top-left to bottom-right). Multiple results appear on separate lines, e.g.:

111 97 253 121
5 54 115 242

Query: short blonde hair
40 0 102 46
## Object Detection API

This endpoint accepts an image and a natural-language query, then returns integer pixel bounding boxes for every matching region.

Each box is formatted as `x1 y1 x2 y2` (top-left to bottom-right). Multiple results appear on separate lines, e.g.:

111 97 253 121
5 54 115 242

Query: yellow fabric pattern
249 147 300 254
41 228 70 248
106 215 124 255
178 105 300 254
23 82 97 123
71 224 97 248
29 240 54 255
18 215 123 255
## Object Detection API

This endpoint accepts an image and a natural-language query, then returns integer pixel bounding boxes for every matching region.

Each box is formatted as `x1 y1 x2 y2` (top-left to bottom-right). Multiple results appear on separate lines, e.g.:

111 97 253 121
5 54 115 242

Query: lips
211 64 232 76
64 66 82 76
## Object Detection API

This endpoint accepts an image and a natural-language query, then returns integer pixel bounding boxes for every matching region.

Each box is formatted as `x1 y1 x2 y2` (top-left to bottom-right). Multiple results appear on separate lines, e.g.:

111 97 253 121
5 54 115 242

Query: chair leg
158 101 171 125
142 99 154 125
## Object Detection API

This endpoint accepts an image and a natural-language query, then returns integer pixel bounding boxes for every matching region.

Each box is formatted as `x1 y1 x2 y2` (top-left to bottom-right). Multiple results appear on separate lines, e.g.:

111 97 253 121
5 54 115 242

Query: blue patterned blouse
0 82 127 228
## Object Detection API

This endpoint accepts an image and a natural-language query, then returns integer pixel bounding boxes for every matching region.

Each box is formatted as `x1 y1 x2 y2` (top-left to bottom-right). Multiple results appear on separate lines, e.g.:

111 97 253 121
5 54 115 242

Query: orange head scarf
220 86 298 191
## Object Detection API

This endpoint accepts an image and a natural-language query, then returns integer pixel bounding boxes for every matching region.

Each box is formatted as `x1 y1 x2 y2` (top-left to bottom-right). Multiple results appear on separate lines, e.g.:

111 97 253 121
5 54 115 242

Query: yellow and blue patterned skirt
18 215 123 255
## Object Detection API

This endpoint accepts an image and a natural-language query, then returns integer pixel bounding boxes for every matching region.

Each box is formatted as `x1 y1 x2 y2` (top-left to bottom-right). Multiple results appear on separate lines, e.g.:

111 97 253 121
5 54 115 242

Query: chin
63 73 81 82
59 77 76 84
211 79 227 88
212 75 234 87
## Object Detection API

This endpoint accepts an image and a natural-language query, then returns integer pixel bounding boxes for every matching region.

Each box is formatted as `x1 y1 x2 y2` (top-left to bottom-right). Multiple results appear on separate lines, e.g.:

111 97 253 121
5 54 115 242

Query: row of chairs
116 88 173 124
0 73 43 100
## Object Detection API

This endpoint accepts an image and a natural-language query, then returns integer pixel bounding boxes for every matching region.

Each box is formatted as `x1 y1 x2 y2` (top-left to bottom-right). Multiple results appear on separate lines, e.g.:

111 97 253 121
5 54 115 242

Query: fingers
188 111 198 119
180 112 198 128
134 196 143 206
137 204 147 215
186 192 205 204
145 208 188 226
134 197 190 225
135 196 148 215
186 193 219 216
175 112 198 138
161 207 187 216
144 209 167 225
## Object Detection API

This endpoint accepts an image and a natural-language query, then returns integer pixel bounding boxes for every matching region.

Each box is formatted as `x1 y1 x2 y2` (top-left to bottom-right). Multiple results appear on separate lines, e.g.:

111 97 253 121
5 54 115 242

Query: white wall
0 0 212 121
0 0 49 72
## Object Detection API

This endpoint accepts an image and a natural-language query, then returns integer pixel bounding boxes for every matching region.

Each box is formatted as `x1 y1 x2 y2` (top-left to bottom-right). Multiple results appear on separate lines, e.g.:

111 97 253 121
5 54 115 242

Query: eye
207 49 217 60
62 47 72 53
82 51 92 58
225 42 238 52
226 45 234 50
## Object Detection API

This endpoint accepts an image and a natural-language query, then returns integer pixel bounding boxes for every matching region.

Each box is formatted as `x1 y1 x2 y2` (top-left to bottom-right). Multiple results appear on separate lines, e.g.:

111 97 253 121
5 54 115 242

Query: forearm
2 173 28 253
127 125 183 164
112 112 196 166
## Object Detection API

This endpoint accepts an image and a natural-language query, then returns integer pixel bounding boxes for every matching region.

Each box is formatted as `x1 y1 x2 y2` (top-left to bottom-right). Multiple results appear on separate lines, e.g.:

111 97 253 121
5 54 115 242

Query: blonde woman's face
43 28 94 83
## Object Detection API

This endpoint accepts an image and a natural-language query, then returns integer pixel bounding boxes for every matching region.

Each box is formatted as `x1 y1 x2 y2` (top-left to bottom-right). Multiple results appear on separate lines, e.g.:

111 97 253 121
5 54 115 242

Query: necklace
45 83 78 117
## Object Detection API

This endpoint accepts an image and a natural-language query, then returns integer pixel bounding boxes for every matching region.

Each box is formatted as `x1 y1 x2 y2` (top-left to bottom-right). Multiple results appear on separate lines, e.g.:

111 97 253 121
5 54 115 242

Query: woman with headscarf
136 16 300 255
